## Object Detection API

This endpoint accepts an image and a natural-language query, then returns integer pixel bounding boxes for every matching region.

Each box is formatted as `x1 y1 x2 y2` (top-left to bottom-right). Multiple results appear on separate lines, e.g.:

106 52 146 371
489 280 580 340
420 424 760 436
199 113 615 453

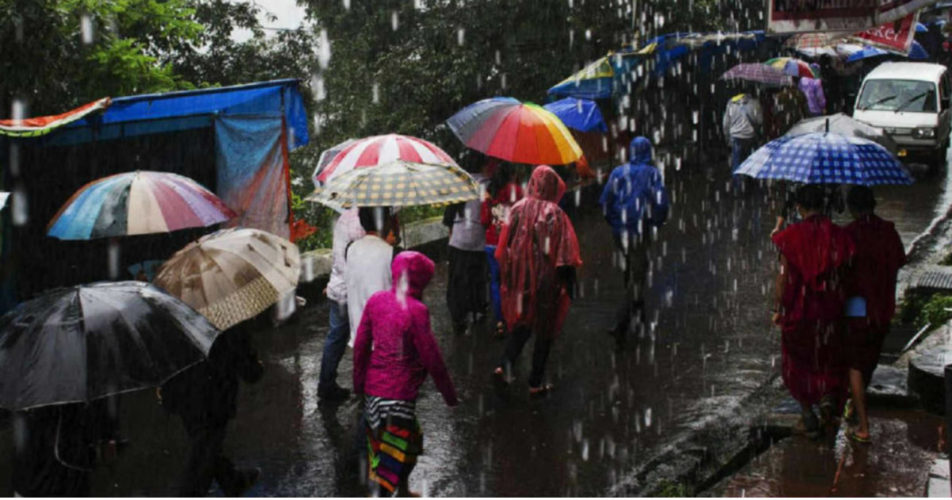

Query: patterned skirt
365 396 423 495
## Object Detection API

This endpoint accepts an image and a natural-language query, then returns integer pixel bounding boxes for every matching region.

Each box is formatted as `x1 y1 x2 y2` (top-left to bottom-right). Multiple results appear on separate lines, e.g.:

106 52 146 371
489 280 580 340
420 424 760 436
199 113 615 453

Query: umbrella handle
825 118 830 134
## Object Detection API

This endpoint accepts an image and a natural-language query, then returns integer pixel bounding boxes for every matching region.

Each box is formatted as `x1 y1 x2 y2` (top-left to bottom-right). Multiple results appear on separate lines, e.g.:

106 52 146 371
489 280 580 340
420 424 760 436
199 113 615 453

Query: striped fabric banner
0 98 110 138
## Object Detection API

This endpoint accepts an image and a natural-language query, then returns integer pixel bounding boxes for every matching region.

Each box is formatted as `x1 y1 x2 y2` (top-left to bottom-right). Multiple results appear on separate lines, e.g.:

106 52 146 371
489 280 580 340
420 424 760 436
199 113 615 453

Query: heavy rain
1 0 952 498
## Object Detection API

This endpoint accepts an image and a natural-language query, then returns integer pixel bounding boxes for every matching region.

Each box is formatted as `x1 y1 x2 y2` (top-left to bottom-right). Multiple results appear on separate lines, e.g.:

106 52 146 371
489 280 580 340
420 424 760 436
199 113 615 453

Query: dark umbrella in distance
0 281 220 410
721 63 793 87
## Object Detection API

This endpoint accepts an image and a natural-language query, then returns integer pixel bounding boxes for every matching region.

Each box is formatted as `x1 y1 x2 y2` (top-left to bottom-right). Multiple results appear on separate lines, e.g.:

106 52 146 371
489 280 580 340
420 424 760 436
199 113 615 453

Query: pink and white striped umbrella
313 134 458 186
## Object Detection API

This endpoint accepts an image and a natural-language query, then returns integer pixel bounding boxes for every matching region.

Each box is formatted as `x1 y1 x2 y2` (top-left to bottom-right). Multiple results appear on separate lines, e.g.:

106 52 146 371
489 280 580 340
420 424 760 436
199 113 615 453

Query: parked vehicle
853 62 951 167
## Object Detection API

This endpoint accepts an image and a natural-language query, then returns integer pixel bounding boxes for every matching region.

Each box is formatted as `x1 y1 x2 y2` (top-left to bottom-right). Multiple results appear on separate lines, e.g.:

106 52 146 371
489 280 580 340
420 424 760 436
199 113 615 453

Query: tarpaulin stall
0 79 309 312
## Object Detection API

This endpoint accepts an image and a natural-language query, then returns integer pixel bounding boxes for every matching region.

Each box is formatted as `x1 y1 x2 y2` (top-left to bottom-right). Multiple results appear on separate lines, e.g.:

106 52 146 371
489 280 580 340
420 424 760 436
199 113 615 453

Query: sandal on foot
494 321 506 338
529 384 554 398
847 429 871 444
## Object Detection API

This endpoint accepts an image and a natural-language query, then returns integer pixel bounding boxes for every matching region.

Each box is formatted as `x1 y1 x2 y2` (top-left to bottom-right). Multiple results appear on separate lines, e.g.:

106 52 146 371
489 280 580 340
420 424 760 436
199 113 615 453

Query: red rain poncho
495 166 582 339
772 214 855 406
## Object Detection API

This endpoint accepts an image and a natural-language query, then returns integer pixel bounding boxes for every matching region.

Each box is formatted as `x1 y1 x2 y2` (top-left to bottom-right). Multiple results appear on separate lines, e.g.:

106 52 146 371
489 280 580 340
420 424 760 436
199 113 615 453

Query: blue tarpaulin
42 79 310 239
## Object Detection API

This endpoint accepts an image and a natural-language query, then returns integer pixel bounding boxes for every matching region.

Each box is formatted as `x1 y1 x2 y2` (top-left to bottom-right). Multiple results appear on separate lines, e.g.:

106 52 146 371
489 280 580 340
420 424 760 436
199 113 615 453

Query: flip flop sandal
847 429 871 444
529 384 554 398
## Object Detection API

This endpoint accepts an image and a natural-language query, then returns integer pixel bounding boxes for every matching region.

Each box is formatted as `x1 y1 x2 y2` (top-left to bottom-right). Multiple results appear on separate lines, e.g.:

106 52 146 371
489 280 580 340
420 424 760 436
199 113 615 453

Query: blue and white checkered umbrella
735 132 912 186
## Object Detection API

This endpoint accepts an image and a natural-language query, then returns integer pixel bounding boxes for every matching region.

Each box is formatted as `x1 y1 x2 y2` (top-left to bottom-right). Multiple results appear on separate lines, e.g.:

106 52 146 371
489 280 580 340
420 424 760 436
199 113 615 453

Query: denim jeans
485 245 502 323
318 300 350 390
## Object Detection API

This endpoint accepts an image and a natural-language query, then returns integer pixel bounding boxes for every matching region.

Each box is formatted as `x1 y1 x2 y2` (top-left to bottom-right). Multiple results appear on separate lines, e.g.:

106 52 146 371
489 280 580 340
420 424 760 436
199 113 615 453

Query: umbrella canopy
312 138 357 189
765 57 818 78
307 160 479 209
154 228 301 331
721 63 793 87
447 97 584 165
312 134 458 187
846 41 930 62
47 171 236 240
735 132 912 186
785 113 899 154
543 98 609 133
0 281 219 410
547 56 616 100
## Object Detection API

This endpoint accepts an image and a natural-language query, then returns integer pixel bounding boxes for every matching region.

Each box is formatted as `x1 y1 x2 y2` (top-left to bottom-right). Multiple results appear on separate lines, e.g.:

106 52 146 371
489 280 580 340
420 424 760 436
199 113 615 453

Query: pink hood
391 251 435 299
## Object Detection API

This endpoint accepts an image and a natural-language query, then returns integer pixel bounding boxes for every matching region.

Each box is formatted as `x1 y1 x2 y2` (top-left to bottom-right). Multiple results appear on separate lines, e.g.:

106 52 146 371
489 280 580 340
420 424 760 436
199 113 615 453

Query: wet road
0 160 947 496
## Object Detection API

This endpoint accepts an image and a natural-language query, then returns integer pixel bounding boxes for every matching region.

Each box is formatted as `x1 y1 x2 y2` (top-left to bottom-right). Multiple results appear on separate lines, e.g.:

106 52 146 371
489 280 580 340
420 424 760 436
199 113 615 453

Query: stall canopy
0 79 309 312
46 79 309 238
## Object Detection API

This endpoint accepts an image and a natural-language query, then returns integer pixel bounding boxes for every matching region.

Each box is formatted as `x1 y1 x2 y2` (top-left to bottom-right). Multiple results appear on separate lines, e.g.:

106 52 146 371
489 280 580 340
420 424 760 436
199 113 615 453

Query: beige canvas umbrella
154 228 301 330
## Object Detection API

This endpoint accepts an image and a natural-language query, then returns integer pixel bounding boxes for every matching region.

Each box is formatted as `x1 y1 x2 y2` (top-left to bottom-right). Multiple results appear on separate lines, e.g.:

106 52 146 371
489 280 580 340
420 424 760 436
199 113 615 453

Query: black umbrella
0 281 220 410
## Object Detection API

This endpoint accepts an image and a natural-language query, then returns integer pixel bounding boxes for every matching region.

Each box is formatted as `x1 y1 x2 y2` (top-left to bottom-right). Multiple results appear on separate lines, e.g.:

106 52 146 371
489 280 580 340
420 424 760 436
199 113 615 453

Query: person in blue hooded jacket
599 136 670 349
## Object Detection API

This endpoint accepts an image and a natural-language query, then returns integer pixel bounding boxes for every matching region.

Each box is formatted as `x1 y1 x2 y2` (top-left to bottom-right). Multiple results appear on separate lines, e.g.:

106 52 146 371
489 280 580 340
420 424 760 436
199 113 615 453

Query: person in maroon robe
842 186 905 443
492 165 582 396
772 184 855 437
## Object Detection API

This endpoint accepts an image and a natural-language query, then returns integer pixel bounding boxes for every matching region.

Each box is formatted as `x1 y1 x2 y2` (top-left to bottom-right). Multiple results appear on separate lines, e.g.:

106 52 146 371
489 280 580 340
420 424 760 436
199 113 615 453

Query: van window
856 79 937 112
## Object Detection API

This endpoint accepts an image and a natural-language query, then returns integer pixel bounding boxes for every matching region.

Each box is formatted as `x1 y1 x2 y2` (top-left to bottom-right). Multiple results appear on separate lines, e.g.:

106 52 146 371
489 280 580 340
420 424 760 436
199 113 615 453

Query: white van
853 62 951 166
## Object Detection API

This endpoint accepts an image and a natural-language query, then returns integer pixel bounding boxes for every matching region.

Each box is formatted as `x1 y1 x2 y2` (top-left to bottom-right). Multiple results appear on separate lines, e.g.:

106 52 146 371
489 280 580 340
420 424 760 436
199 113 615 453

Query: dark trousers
318 300 349 390
179 420 244 497
446 247 488 325
499 326 552 388
614 234 649 339
485 245 503 323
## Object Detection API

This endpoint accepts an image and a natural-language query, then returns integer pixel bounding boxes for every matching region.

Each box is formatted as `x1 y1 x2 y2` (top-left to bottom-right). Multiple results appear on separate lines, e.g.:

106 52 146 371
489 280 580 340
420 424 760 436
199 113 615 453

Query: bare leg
849 368 870 438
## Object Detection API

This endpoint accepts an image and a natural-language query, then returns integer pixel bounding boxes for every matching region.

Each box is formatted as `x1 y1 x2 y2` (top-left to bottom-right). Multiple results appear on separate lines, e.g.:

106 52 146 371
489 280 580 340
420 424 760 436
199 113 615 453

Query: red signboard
767 0 938 34
854 11 918 53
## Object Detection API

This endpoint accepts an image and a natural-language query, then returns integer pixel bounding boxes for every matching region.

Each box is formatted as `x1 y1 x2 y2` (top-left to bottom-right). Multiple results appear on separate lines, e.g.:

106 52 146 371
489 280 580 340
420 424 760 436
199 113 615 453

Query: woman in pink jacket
353 251 459 497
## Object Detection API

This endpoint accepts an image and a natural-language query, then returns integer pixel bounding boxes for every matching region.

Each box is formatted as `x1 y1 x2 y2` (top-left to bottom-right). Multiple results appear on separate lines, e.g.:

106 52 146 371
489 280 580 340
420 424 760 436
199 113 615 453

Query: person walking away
481 163 523 337
842 186 905 443
13 403 99 496
492 165 582 396
352 251 459 496
799 75 827 116
722 92 763 172
443 182 488 335
773 84 809 137
599 137 669 350
772 184 855 438
160 322 264 496
346 207 396 348
318 208 365 402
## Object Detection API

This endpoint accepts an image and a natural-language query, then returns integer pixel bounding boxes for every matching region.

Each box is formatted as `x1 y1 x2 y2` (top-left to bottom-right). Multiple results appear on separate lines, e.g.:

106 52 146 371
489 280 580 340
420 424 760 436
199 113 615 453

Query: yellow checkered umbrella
306 160 480 209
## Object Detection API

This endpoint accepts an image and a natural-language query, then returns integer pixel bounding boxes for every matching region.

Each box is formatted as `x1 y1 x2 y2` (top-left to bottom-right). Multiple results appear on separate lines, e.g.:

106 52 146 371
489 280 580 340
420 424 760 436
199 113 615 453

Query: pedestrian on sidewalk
598 136 669 350
12 403 98 496
318 208 365 402
799 74 827 117
443 173 488 335
352 251 459 497
771 184 855 438
346 207 397 349
722 92 763 172
842 186 906 443
160 322 264 496
481 162 523 337
492 165 582 396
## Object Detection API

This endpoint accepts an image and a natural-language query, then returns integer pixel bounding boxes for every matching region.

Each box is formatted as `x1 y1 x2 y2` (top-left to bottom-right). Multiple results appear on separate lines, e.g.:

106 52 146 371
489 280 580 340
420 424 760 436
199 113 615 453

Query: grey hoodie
722 93 763 141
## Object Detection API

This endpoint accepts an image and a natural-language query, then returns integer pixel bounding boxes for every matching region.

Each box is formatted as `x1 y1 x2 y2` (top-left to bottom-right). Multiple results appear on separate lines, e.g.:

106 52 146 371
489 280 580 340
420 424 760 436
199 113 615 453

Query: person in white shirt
318 208 365 401
346 208 395 348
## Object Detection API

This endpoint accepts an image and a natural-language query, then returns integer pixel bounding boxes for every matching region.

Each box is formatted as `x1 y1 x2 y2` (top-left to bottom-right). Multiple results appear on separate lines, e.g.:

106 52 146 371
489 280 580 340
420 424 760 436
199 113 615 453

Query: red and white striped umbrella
313 134 458 186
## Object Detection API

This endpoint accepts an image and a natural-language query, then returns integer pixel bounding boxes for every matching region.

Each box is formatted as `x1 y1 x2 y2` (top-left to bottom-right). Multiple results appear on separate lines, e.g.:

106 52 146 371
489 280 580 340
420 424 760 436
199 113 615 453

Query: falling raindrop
342 0 350 9
457 28 465 46
371 82 380 104
317 29 331 69
80 14 94 45
11 189 27 226
391 11 399 31
107 239 120 279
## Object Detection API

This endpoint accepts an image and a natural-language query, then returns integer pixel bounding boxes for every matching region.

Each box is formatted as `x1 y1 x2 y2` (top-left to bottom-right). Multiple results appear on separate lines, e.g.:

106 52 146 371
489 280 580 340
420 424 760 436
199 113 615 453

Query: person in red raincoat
492 165 582 396
842 186 905 443
772 184 855 437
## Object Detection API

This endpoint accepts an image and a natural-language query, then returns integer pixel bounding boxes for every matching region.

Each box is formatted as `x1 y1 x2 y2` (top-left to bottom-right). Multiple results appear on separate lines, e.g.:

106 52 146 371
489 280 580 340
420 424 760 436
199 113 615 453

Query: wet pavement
708 408 944 497
0 159 948 496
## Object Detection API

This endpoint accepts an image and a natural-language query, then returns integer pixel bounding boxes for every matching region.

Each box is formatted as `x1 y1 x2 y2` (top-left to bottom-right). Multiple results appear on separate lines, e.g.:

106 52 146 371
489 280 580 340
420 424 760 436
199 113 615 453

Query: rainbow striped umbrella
447 97 583 165
48 171 236 240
